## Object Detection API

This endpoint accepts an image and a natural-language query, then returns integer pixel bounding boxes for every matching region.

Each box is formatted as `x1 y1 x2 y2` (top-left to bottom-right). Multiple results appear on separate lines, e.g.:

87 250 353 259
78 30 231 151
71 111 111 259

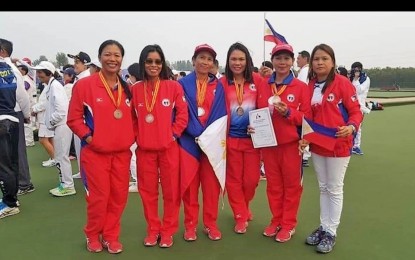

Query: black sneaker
302 159 309 167
305 226 325 245
17 184 35 196
316 232 336 253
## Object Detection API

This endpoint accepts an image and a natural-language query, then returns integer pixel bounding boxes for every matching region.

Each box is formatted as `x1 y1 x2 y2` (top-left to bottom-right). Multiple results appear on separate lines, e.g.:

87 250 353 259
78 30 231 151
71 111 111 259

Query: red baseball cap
194 44 217 59
271 44 294 57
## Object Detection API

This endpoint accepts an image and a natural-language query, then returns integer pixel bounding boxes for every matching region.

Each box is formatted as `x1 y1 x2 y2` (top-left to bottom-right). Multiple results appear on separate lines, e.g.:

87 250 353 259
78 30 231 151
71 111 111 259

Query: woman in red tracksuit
220 42 264 234
299 43 362 254
252 43 311 243
67 40 135 254
131 44 188 249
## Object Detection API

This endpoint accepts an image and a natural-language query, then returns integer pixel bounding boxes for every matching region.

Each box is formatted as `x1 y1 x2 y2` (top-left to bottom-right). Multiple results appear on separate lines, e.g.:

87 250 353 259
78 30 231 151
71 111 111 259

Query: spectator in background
337 66 348 77
296 50 311 167
296 50 310 84
126 62 140 193
0 38 34 197
61 67 77 160
179 71 187 78
33 61 74 197
299 43 362 254
67 51 91 179
17 64 37 147
85 59 101 75
349 61 371 155
0 38 30 218
210 59 222 79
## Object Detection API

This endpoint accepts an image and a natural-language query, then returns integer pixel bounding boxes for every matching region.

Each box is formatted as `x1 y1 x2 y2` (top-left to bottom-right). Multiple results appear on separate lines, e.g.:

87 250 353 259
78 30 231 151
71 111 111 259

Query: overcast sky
1 11 414 70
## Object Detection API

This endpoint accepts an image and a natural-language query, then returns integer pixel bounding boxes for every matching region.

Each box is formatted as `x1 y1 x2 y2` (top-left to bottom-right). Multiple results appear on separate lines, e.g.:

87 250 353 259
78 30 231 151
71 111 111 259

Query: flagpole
263 12 266 64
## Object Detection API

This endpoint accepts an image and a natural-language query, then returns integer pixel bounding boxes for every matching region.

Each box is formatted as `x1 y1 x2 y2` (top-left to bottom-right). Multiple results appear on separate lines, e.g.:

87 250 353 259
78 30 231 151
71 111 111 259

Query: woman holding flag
252 43 311 243
178 44 227 242
299 43 362 254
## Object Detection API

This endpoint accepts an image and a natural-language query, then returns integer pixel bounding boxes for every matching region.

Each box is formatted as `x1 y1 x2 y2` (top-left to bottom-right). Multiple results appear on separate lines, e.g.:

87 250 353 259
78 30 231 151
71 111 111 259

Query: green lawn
1 104 414 260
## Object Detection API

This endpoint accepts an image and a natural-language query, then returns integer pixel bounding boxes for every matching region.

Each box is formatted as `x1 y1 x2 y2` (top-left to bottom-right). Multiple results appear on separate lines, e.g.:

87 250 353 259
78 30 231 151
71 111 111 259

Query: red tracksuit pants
226 137 260 223
137 142 180 237
81 146 131 242
262 141 303 230
183 153 221 230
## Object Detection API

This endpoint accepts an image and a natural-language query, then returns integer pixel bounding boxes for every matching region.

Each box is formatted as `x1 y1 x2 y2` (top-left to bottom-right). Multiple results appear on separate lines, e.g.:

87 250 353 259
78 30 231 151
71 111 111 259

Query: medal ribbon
234 78 245 106
99 71 122 109
144 78 161 113
196 77 208 107
271 83 287 97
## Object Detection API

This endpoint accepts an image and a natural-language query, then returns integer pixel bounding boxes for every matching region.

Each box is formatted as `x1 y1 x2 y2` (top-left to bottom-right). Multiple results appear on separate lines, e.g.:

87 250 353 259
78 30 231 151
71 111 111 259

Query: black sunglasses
145 59 162 65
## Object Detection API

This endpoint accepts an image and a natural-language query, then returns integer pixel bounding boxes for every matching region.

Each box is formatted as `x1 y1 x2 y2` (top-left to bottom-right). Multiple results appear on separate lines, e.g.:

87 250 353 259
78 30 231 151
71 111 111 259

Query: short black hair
298 50 310 60
0 38 13 56
351 61 363 70
262 61 273 69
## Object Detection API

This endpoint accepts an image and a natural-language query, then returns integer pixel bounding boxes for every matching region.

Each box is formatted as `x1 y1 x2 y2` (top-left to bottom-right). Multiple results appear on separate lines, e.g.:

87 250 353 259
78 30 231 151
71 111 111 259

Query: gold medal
268 95 281 105
114 109 123 119
197 107 205 117
145 113 154 123
236 106 244 116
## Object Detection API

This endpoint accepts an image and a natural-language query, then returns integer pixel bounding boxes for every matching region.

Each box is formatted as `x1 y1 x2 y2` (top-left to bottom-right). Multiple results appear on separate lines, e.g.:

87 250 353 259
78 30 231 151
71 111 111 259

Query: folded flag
264 19 288 45
302 117 337 151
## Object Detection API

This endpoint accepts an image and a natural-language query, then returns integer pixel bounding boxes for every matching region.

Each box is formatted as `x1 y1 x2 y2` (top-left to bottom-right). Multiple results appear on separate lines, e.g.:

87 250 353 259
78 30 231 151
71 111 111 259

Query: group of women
65 39 362 255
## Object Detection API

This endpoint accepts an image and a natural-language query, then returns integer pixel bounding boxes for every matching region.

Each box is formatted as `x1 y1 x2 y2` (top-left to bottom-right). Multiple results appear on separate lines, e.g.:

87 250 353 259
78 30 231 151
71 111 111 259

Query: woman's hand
85 136 92 144
336 125 354 138
274 101 288 116
247 125 255 135
298 139 309 154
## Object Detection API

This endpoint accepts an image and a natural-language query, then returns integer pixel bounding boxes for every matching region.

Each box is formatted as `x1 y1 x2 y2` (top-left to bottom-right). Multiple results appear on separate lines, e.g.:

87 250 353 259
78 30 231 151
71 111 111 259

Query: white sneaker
42 158 52 166
72 172 81 179
129 182 138 192
49 185 76 197
42 159 56 167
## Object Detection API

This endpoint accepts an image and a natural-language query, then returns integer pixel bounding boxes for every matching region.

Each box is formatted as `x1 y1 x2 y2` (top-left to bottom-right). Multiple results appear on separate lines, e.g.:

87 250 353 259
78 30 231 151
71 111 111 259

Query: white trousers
74 134 81 173
24 123 34 146
353 124 362 148
130 142 137 181
54 124 74 188
311 153 350 236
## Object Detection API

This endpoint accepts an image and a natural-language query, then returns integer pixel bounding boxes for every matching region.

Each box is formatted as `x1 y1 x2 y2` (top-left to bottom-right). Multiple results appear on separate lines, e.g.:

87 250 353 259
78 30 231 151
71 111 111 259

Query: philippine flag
302 117 337 151
178 72 228 196
264 19 288 45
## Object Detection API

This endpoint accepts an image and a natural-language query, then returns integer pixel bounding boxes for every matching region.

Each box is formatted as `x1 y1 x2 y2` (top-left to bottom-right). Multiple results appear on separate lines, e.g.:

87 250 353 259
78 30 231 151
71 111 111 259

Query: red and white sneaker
143 233 160 247
263 224 281 237
234 221 248 234
102 240 123 254
203 227 222 241
159 236 173 248
86 238 103 253
183 228 197 241
275 228 295 243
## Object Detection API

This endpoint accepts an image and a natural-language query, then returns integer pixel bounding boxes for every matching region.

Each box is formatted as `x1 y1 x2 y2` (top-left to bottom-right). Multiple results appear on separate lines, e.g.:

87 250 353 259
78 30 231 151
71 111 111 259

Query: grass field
1 104 414 260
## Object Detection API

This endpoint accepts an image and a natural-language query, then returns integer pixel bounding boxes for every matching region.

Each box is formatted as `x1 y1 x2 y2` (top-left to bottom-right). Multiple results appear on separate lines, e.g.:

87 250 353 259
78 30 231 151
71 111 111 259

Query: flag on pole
264 19 288 45
301 117 337 151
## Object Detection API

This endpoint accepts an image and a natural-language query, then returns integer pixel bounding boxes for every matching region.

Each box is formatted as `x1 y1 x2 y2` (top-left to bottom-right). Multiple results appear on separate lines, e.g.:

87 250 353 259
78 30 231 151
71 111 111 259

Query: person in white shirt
296 50 311 167
17 64 37 147
349 62 371 155
33 61 75 197
67 51 91 179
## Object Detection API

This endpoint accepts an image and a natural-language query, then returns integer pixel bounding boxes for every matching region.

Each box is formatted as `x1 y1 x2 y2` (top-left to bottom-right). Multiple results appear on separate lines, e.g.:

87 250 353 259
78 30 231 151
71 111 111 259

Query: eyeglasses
145 59 163 65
